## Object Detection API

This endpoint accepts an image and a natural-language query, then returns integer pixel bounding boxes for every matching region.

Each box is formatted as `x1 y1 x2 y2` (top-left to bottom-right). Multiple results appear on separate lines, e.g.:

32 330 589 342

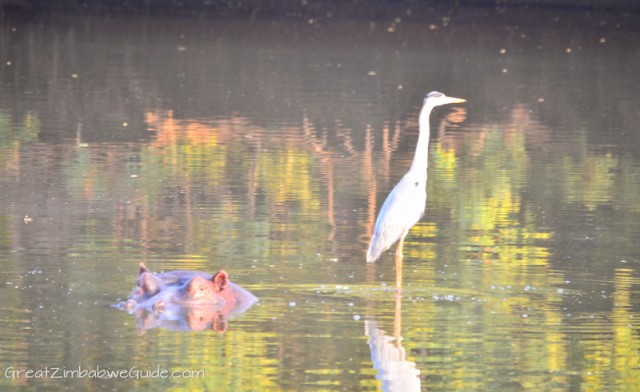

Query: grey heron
366 91 466 291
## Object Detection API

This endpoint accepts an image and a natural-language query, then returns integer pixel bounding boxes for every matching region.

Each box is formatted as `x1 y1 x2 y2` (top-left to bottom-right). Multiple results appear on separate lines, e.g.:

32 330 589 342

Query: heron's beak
444 96 466 104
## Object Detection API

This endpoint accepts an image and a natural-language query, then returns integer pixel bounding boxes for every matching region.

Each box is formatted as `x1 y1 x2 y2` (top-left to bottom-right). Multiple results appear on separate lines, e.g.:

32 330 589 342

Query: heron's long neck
409 104 433 175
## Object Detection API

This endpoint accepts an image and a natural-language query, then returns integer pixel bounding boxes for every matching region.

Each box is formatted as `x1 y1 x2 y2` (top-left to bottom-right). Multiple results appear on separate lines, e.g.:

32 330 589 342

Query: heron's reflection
365 295 421 391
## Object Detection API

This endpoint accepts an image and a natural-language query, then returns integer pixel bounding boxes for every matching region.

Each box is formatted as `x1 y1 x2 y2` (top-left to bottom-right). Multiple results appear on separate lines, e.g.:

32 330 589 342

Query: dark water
1 5 640 391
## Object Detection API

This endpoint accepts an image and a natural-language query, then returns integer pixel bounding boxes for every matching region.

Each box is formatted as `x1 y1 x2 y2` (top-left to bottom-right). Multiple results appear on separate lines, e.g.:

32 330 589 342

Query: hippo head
114 264 257 333
182 271 229 302
150 273 229 312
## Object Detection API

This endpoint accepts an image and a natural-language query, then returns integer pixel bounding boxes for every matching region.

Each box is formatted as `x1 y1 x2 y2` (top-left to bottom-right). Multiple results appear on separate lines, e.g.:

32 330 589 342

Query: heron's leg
396 230 406 258
395 233 406 293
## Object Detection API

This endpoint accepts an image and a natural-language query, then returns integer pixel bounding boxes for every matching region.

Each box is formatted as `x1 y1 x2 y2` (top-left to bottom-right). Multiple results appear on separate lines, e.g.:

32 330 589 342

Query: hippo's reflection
114 263 258 333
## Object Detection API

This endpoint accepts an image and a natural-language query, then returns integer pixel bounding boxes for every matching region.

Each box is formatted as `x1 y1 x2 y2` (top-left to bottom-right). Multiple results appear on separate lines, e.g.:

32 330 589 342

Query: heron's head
423 91 466 107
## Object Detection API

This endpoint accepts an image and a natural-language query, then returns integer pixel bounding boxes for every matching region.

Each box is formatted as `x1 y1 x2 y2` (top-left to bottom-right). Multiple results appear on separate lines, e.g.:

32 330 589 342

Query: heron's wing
367 175 426 262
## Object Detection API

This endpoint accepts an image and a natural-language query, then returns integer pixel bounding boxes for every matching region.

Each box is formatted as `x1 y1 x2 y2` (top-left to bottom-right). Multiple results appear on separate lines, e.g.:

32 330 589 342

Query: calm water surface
1 6 640 391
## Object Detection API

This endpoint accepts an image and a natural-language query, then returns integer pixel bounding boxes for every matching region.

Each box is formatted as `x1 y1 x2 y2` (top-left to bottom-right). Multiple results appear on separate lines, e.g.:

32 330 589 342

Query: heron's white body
366 158 427 263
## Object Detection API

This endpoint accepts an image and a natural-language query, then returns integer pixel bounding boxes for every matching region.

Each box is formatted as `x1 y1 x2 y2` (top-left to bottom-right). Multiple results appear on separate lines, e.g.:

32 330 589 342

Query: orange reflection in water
145 111 218 146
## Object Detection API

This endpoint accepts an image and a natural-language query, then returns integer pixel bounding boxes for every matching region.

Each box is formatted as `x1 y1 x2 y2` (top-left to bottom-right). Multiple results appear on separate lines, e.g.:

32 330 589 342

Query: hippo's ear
212 271 229 292
139 262 151 275
139 273 162 297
